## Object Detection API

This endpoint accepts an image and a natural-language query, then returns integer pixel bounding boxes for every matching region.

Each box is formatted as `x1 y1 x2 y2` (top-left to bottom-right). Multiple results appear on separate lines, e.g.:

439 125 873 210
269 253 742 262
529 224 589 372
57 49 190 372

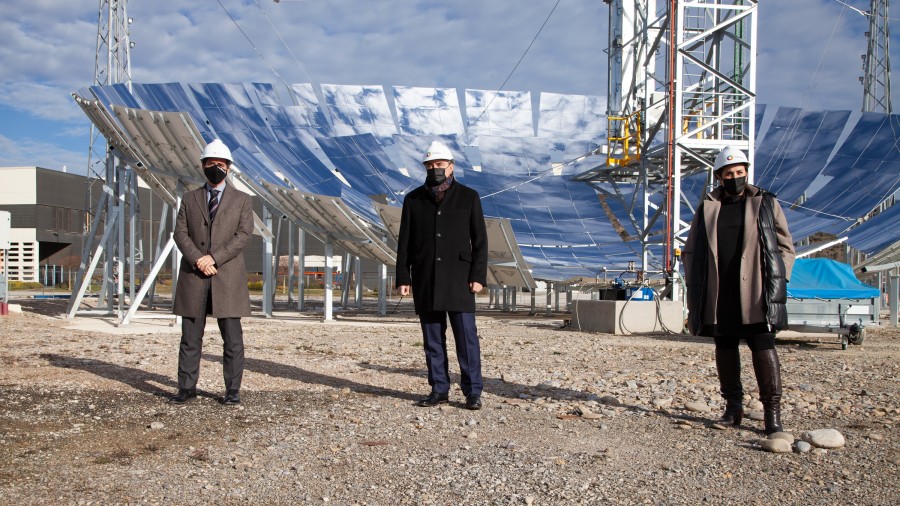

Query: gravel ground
0 296 898 505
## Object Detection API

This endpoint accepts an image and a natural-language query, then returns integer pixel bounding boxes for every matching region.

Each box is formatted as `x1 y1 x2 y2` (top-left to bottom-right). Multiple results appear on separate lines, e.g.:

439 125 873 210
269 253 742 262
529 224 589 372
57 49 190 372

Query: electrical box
625 286 655 301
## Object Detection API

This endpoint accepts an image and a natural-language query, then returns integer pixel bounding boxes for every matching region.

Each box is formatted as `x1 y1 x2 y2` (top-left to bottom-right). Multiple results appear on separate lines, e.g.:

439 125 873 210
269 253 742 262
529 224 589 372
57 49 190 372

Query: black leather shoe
168 388 197 404
222 390 241 406
465 394 482 410
417 392 449 407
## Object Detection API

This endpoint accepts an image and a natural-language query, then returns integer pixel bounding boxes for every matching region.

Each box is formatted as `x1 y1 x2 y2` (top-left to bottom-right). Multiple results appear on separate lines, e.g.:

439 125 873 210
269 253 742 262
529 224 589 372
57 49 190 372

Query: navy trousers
419 311 483 396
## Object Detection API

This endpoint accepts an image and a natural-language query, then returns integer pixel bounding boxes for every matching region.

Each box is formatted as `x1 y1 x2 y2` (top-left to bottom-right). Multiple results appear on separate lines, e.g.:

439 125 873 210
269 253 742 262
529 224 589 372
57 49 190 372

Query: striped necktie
208 189 220 222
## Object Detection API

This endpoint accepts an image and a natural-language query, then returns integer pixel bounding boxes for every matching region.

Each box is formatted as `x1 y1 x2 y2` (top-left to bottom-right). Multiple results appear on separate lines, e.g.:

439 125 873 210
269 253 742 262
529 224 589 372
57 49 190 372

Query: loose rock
768 432 794 443
759 439 792 453
2 297 898 505
795 441 812 453
685 401 711 413
801 429 846 449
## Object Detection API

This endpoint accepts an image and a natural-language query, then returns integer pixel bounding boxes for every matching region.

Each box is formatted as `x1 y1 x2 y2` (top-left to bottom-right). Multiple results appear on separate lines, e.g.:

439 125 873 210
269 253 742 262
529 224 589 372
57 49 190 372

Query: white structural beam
323 240 334 321
262 206 275 317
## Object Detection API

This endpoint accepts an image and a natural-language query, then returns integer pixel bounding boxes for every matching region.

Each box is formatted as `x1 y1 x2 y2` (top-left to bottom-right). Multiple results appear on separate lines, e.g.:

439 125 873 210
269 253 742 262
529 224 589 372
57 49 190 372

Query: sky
0 0 890 175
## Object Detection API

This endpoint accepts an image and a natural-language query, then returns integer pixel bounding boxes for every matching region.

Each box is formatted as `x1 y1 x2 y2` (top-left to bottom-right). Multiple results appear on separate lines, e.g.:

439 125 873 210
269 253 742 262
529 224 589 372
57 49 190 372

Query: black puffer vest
758 191 789 331
686 207 708 336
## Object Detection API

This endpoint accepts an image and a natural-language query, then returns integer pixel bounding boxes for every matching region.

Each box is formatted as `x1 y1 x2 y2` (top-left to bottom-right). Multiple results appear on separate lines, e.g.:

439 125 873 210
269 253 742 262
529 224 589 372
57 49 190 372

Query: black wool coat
395 181 488 314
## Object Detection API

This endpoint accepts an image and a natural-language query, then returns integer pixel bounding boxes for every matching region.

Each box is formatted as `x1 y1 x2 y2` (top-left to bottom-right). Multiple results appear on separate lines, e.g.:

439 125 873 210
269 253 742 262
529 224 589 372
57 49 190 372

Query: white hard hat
200 138 233 163
713 146 749 173
422 141 454 164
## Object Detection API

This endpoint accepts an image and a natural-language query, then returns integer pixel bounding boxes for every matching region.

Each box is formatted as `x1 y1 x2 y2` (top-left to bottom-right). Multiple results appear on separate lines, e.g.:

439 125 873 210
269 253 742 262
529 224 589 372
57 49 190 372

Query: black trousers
713 322 775 351
177 290 244 392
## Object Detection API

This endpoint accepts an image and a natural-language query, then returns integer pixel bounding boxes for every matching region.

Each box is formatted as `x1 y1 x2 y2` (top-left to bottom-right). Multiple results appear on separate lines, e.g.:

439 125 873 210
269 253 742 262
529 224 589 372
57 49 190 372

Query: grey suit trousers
177 287 244 392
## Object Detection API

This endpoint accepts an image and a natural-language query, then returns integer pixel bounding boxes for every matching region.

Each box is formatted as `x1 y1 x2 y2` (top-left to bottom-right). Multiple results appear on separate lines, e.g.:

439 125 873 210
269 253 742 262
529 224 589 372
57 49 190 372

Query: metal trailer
784 258 881 350
785 297 877 350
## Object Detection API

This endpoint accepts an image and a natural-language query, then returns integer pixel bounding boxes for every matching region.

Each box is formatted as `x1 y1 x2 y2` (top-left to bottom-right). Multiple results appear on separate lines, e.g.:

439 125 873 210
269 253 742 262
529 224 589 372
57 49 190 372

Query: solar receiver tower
861 0 892 113
581 0 757 298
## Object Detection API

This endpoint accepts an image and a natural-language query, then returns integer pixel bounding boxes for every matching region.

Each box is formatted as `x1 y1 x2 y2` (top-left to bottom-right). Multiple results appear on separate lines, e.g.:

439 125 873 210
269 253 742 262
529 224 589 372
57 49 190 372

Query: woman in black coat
396 141 488 410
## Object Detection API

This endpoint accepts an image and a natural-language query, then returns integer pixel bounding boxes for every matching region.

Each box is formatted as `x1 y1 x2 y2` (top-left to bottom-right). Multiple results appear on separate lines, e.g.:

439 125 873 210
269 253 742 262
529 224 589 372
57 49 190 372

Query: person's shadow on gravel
38 353 205 400
355 361 724 425
355 361 597 403
202 354 420 402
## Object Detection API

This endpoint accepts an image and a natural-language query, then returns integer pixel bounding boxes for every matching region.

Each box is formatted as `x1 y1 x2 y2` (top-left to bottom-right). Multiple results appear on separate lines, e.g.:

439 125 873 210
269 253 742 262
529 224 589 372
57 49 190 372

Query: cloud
756 0 879 109
0 82 86 123
0 0 894 132
0 3 96 84
0 133 87 173
0 1 98 124
125 0 607 95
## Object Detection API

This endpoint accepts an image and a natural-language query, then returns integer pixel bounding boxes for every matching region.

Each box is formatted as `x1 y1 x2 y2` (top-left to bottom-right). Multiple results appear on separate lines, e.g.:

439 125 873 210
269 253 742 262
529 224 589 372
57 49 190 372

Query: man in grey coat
396 140 488 410
169 139 254 406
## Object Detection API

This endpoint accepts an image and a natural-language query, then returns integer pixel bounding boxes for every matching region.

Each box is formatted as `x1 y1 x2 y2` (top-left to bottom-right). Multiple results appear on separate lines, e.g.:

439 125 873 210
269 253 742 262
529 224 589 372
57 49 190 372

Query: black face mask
425 168 447 187
204 165 228 185
722 176 747 196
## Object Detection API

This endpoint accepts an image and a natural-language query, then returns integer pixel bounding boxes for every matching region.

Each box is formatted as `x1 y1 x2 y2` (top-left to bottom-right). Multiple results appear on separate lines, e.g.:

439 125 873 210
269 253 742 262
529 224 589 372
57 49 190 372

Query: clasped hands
195 254 217 276
398 281 482 297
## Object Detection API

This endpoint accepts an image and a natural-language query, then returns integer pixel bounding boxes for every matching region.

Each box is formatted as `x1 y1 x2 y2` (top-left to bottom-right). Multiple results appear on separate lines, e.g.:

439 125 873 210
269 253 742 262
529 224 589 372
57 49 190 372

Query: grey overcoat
173 184 253 318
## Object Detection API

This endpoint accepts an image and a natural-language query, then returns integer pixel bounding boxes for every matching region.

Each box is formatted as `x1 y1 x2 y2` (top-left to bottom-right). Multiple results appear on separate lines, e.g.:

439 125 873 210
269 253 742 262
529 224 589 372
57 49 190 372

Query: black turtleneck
716 193 745 325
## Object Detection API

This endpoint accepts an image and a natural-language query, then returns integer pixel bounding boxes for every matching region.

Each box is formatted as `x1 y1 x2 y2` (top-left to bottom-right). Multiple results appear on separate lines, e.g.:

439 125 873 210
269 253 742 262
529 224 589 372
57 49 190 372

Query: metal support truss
861 0 892 113
577 1 757 298
70 0 142 320
341 253 352 308
87 0 133 182
121 186 183 326
377 263 387 315
297 227 307 311
354 256 363 309
323 240 335 321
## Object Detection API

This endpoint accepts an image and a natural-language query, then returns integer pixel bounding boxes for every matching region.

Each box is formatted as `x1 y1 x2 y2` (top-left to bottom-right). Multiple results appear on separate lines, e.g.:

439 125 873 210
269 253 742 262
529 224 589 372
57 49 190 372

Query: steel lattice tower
579 1 757 298
861 0 892 113
88 0 133 176
68 0 136 319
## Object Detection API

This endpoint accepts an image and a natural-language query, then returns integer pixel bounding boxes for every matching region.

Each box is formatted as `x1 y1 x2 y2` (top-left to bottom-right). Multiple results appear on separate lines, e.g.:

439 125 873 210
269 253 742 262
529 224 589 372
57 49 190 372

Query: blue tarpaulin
787 258 880 299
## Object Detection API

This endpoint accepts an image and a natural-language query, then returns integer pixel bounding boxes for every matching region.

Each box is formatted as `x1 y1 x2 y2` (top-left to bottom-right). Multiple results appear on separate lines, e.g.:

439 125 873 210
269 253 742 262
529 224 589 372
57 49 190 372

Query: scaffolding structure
576 0 758 299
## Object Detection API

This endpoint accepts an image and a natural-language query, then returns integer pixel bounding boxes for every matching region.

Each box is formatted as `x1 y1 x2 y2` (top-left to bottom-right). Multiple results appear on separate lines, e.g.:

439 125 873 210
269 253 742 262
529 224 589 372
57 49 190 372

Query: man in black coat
396 140 488 410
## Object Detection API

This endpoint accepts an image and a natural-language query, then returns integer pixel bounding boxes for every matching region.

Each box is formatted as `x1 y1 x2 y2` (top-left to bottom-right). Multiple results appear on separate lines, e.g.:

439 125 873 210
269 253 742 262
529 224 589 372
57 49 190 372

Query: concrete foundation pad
571 299 685 335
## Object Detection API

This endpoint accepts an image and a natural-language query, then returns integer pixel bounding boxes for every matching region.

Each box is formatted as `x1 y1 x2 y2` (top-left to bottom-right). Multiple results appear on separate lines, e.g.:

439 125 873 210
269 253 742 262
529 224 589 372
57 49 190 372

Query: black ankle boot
752 348 784 434
720 399 744 426
764 409 783 435
715 348 744 426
